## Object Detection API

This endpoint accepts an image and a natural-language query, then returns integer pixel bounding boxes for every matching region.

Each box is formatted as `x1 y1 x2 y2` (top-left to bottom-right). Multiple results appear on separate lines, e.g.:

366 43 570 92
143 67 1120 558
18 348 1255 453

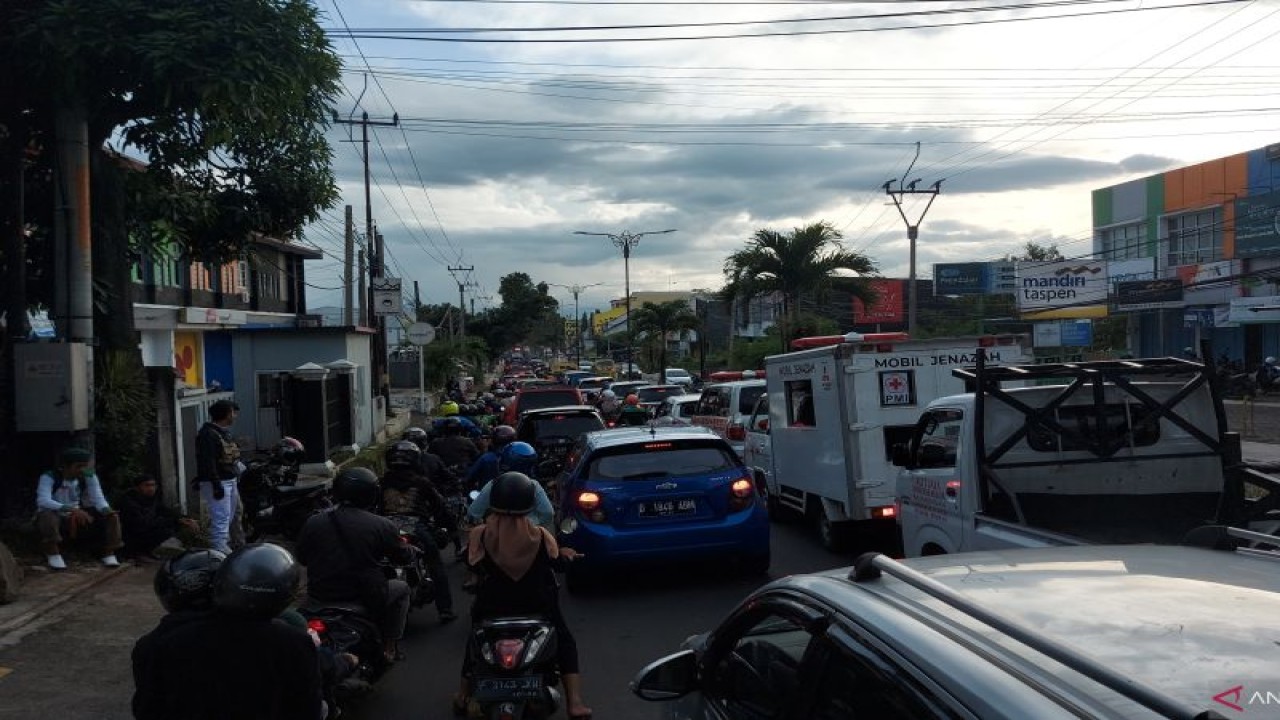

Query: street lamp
574 229 677 377
549 282 603 366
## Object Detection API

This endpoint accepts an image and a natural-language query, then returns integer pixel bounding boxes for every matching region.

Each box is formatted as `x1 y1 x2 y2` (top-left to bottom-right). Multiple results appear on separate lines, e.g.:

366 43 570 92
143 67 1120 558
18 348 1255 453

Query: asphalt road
344 517 871 720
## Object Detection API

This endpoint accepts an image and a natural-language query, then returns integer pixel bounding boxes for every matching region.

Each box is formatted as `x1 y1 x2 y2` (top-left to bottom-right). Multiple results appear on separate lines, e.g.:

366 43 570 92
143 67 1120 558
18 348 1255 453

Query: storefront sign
1234 189 1280 258
1017 261 1108 312
1177 260 1240 305
182 307 247 325
1060 319 1094 347
1116 278 1184 311
1227 295 1280 324
1184 308 1215 329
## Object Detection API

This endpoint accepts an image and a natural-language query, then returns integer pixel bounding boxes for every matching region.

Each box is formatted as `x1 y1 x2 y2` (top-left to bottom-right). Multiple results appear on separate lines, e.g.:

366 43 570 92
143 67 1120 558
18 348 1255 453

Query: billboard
853 279 904 324
1016 261 1108 313
934 262 989 295
1115 278 1184 311
1234 189 1280 258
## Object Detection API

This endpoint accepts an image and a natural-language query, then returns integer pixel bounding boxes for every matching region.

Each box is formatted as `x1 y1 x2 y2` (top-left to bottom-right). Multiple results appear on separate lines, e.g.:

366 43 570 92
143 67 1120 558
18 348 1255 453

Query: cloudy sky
301 0 1280 317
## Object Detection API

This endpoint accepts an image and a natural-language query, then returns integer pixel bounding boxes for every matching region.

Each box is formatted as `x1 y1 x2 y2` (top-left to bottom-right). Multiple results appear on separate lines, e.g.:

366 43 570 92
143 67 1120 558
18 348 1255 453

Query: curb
0 564 130 636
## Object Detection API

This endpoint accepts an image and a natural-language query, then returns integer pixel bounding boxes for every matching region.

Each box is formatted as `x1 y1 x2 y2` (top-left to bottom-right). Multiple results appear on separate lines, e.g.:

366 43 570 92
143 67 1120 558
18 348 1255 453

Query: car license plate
473 675 543 701
639 498 697 517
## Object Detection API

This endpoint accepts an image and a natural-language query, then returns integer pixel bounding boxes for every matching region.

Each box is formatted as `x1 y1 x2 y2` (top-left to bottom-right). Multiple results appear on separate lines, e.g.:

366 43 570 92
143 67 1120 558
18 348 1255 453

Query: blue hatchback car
554 426 770 590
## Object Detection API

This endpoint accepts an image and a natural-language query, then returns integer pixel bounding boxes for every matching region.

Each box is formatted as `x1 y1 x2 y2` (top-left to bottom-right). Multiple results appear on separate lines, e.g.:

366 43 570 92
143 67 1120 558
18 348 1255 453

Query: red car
503 385 586 425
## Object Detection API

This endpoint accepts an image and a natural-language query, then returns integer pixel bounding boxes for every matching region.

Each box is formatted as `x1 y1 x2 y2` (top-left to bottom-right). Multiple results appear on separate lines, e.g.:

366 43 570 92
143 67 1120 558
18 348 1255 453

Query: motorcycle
238 443 330 541
382 513 445 609
466 615 562 720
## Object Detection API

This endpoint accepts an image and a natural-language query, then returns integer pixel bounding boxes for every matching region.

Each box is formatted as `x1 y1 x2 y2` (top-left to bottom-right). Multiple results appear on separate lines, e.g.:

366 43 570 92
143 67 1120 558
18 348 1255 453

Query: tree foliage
1004 241 1065 262
722 221 878 346
2 0 341 261
475 273 561 355
631 300 700 381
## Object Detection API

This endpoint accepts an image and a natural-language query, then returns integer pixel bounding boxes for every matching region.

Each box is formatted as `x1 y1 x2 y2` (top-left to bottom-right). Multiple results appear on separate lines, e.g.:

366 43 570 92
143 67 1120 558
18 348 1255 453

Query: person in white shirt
35 447 122 569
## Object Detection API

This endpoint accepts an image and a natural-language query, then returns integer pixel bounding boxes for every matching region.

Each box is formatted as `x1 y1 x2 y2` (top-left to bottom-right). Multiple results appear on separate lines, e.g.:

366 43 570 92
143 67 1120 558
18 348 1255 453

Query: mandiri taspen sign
1016 261 1108 314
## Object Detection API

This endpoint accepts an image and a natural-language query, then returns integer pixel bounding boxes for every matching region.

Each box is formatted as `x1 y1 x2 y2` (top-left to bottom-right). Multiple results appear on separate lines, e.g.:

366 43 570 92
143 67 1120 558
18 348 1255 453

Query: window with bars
1097 223 1146 260
1165 208 1222 267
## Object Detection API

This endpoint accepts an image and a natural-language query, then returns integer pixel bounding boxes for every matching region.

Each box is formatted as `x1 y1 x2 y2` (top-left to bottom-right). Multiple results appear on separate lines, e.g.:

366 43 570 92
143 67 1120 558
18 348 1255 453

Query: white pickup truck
895 354 1280 557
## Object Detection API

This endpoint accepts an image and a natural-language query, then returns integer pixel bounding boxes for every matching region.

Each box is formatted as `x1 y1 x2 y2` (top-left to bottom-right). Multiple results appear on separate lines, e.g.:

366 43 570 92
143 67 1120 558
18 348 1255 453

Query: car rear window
523 413 605 441
579 379 609 390
587 440 740 479
638 386 683 403
518 391 580 411
739 386 766 415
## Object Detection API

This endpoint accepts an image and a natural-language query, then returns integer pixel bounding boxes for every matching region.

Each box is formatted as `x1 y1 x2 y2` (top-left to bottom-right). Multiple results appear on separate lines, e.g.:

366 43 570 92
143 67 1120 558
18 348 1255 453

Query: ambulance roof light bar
790 332 910 350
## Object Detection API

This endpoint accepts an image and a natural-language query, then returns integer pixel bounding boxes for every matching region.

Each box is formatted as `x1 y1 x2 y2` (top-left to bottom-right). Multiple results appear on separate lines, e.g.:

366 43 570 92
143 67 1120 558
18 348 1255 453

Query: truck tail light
727 423 746 441
729 477 754 511
576 491 607 522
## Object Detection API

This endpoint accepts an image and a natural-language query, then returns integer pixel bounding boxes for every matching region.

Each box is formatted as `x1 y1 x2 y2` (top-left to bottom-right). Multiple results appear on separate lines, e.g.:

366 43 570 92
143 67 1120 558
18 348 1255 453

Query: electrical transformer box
15 343 92 432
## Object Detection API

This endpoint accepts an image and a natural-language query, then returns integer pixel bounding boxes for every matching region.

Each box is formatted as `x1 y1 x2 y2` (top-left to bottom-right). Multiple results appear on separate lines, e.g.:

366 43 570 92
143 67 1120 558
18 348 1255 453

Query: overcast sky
302 0 1280 317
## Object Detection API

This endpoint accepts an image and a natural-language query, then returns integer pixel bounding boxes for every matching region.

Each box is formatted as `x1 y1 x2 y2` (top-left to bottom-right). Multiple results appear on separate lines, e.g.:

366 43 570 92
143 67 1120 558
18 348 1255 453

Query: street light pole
574 229 676 378
550 282 602 366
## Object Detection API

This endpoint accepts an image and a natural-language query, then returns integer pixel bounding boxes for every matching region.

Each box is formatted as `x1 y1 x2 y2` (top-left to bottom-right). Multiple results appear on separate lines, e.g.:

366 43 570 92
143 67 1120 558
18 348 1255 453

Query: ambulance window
785 380 816 427
698 389 729 417
915 409 962 468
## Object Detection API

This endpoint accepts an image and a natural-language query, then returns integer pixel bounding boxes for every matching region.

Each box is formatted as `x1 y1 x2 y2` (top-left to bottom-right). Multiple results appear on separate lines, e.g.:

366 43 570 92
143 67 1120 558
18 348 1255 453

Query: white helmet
1267 357 1276 365
601 389 616 400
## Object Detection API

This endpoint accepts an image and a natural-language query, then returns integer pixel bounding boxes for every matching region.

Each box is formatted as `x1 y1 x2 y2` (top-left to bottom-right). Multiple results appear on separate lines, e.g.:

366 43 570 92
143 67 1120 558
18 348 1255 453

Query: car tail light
494 639 525 670
729 477 754 511
577 491 607 522
306 618 327 634
871 505 896 519
727 423 746 441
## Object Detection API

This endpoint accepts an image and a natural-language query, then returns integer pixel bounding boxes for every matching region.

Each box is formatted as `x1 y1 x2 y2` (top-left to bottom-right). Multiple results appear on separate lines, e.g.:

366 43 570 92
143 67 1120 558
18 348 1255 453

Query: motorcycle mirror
469 490 480 501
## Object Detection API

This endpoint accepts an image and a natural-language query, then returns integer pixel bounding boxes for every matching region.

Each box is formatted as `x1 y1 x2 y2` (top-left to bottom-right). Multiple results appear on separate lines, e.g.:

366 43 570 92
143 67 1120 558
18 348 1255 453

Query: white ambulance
750 332 1029 550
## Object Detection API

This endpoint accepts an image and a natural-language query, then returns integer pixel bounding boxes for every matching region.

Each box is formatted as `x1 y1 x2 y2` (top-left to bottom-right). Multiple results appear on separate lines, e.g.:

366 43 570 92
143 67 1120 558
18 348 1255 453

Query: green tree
1004 241 1065 262
478 273 560 355
722 221 878 347
631 300 700 382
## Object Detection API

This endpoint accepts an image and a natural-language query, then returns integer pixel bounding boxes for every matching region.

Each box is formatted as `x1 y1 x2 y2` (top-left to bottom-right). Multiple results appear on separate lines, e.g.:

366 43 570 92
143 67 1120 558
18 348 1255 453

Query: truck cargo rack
1182 524 1280 561
850 552 1228 720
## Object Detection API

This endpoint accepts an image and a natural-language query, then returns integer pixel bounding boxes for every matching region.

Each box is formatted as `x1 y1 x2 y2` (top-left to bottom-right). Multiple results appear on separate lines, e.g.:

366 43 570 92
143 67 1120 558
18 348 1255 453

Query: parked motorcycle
466 615 563 720
238 437 330 541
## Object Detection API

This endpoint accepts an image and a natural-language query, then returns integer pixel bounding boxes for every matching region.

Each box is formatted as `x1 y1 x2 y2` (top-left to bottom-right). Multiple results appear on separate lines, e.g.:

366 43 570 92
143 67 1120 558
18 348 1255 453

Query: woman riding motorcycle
467 442 555 531
455 472 592 720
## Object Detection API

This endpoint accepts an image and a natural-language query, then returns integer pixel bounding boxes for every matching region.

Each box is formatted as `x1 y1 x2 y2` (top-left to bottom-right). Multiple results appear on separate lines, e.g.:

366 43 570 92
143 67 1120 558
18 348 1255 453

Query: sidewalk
0 560 128 644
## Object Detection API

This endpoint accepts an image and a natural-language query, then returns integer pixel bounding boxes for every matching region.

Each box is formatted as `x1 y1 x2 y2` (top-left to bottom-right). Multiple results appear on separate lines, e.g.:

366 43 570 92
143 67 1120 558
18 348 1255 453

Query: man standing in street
196 400 241 553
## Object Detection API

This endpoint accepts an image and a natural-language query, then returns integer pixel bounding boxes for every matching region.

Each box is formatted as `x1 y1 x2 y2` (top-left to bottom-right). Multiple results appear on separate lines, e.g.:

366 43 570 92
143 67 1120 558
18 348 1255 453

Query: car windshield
519 391 580 411
579 379 609 390
587 440 739 479
638 386 683 403
666 369 691 378
525 413 604 441
739 386 766 414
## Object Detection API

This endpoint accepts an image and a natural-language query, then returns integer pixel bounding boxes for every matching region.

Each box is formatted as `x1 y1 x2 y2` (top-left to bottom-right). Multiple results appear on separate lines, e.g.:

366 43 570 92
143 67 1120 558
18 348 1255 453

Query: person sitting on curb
35 447 123 570
118 475 198 562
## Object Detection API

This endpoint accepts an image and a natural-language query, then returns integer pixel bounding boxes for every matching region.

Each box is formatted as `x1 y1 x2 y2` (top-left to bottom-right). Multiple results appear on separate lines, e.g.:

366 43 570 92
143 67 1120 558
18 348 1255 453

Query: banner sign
934 263 989 295
1016 261 1107 312
1176 260 1240 305
853 279 905 324
1060 319 1093 347
1235 189 1280 258
1116 278 1184 311
1184 308 1215 329
372 277 403 317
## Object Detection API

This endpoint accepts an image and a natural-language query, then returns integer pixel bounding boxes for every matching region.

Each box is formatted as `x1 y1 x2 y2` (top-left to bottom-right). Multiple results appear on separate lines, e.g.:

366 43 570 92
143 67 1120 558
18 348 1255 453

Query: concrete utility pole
343 205 354 326
357 248 367 325
573 229 677 377
448 266 473 341
550 283 602 365
883 142 943 336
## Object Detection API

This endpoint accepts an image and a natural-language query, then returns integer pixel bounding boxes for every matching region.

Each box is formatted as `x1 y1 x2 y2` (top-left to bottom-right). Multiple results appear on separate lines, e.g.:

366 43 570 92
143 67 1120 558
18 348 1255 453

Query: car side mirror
631 649 699 701
890 443 913 468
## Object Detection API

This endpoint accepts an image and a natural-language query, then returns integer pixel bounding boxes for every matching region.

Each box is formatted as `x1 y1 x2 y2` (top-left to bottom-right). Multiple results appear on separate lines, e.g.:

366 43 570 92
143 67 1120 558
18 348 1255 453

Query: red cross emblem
887 375 904 391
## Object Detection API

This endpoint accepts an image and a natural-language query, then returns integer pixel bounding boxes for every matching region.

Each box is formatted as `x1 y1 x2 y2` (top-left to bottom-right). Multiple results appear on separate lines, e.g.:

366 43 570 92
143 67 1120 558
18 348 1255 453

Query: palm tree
630 300 701 383
722 221 878 347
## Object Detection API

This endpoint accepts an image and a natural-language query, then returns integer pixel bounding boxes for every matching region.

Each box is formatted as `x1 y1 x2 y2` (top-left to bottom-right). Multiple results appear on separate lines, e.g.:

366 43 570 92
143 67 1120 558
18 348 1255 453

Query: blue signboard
1059 319 1093 347
934 262 990 295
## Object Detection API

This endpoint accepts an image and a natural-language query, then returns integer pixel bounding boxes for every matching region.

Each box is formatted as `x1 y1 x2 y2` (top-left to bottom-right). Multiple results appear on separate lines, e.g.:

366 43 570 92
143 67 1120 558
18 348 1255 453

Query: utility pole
333 110 398 405
343 205 354 326
550 283 602 365
883 142 942 336
573 229 677 377
448 265 473 341
357 248 366 325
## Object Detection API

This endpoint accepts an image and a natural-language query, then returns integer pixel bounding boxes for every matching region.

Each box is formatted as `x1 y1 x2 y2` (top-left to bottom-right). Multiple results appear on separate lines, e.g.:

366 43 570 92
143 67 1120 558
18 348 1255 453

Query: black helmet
403 426 429 449
491 425 516 447
441 417 463 434
386 440 422 470
155 549 227 612
489 472 538 515
333 466 380 509
212 543 300 619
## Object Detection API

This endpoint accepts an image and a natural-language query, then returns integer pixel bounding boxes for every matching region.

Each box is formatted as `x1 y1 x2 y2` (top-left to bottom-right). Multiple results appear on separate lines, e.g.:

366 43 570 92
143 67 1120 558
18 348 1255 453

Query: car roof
516 405 601 418
703 379 766 390
582 424 721 449
666 393 703 403
516 384 578 394
771 544 1280 717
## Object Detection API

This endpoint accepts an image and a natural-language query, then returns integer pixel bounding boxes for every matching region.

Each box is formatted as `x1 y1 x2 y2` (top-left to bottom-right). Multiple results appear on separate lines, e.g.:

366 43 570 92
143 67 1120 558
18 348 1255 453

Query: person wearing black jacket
118 475 197 560
381 441 457 623
429 418 481 472
132 544 322 720
296 467 413 663
195 399 241 553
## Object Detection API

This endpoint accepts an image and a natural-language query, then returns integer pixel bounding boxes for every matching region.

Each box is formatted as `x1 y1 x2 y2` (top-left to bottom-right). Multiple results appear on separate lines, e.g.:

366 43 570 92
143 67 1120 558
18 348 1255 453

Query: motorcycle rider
1257 356 1279 392
455 472 592 720
296 467 413 664
616 393 650 427
468 442 555 532
132 544 322 720
430 417 481 473
380 441 458 624
466 424 517 490
597 388 620 419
